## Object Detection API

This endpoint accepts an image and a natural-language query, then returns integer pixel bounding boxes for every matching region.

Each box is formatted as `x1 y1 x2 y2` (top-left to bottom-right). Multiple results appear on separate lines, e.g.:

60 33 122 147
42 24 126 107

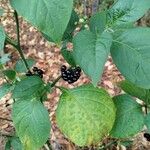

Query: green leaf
61 49 76 66
10 0 73 43
111 28 150 89
0 26 6 52
0 83 13 100
12 76 45 99
0 54 10 65
15 59 35 73
3 69 16 80
73 30 112 85
62 10 79 42
5 137 23 150
56 84 116 146
145 113 150 133
12 99 51 150
110 94 144 138
118 80 149 101
108 0 150 26
90 11 107 34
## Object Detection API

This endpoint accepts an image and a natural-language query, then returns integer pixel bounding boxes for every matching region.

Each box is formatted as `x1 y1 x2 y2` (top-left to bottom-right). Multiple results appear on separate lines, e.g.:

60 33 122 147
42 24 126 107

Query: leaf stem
51 75 62 87
13 10 30 71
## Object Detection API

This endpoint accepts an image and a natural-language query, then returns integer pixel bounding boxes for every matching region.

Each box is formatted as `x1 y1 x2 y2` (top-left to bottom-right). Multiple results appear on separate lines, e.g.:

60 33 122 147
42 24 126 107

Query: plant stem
51 75 62 87
13 10 30 70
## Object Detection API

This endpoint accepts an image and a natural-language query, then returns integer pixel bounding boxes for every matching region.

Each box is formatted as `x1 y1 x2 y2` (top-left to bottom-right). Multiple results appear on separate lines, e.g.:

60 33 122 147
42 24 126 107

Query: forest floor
1 1 150 150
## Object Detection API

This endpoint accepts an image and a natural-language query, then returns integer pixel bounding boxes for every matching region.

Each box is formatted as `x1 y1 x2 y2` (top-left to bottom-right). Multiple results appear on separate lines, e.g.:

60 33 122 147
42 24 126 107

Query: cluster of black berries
61 65 81 84
144 133 150 142
26 67 44 78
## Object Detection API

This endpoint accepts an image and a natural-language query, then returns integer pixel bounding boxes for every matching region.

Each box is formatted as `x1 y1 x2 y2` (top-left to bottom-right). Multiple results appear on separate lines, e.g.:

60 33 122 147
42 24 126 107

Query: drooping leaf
5 137 23 150
61 49 76 66
111 28 150 89
73 30 112 85
0 26 6 52
3 69 16 80
12 76 45 99
118 80 150 102
12 99 51 150
145 113 150 133
108 0 150 26
110 94 144 138
15 59 35 73
62 10 79 42
0 83 13 100
10 0 73 43
90 11 107 34
56 84 116 146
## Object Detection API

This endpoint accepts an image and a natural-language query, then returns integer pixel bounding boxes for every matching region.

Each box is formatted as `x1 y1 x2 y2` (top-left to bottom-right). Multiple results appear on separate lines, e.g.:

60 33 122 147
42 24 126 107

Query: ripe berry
61 65 81 84
61 65 67 72
144 133 150 141
33 67 39 72
26 67 44 78
26 70 33 76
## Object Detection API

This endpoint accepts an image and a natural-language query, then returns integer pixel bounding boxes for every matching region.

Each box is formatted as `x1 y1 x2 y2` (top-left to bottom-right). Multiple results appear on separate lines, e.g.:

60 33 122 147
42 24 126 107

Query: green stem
13 10 30 70
51 75 61 87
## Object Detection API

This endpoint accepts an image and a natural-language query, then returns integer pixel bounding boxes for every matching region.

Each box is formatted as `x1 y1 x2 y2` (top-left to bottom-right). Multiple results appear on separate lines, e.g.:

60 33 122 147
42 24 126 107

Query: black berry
37 69 44 75
61 65 67 72
26 67 44 78
33 67 39 72
144 133 150 141
61 66 81 84
26 70 33 76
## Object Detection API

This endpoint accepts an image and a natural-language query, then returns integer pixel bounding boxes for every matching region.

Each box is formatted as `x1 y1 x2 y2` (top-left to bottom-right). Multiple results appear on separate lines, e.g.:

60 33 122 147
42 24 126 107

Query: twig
98 141 117 150
0 117 12 122
92 0 100 14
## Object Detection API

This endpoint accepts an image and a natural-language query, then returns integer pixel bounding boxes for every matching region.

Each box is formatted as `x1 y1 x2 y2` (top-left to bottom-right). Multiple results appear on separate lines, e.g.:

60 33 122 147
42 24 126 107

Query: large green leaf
12 99 51 150
111 28 150 89
10 0 73 43
12 76 45 99
90 11 107 34
0 26 5 52
0 83 13 100
56 84 116 146
119 80 150 104
108 0 150 26
15 59 35 73
110 94 144 138
73 30 112 85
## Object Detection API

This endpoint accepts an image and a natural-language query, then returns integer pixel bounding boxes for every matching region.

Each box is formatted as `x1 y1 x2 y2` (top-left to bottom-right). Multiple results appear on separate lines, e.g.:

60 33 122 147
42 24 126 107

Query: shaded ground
1 1 150 150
